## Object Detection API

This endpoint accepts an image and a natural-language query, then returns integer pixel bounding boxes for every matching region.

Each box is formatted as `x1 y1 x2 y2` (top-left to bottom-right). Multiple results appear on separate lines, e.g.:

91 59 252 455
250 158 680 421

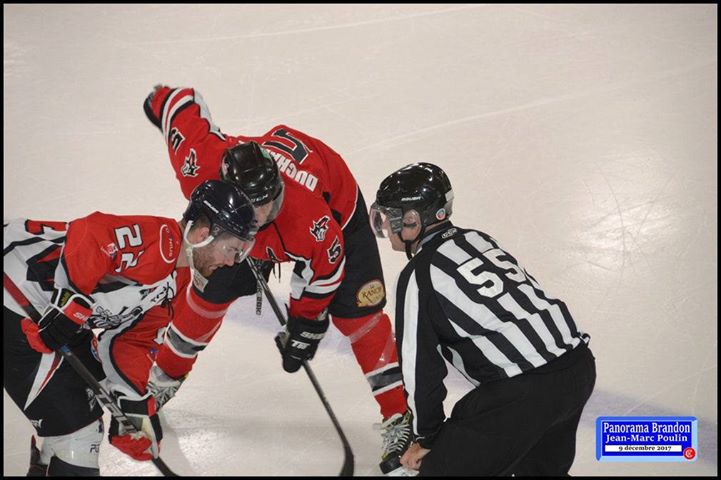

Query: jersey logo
442 228 458 239
159 224 176 264
169 127 185 153
356 280 385 308
101 242 118 260
89 304 144 329
310 216 330 242
142 283 177 306
181 148 200 177
327 236 342 264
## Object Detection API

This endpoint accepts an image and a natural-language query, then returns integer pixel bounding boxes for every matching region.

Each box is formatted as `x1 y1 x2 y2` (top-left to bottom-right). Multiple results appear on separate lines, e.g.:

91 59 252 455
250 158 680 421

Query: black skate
377 411 415 476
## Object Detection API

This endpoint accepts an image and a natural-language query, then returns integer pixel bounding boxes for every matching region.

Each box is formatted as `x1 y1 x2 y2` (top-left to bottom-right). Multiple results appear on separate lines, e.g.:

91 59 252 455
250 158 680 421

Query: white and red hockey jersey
4 214 188 397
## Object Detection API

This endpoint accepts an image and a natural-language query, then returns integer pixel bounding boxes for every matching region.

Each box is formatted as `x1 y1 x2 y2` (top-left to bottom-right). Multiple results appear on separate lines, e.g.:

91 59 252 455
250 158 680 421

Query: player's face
193 235 254 277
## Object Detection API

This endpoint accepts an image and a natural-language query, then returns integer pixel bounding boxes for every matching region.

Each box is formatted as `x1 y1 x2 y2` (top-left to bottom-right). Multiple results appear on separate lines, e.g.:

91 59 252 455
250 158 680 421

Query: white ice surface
3 4 717 476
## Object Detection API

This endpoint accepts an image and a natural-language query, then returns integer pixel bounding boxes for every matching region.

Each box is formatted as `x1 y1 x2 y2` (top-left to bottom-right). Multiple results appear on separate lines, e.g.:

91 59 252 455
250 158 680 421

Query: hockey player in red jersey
3 180 257 475
143 85 412 474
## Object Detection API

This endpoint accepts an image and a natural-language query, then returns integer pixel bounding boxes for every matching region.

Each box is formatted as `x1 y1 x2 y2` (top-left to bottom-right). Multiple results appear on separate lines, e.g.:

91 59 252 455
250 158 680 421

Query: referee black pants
420 343 596 476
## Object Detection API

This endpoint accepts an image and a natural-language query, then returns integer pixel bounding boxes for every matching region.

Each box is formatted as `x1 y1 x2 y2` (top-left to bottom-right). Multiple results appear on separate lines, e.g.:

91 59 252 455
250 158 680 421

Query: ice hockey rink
3 4 717 476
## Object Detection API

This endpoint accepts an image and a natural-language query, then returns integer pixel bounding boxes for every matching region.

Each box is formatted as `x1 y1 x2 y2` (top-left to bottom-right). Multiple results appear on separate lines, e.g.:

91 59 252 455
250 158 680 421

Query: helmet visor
215 236 256 264
265 183 285 224
369 202 403 238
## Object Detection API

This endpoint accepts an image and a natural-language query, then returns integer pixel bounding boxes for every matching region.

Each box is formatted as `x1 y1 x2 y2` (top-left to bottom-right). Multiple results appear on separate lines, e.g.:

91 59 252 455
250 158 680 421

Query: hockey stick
247 260 355 477
3 273 178 477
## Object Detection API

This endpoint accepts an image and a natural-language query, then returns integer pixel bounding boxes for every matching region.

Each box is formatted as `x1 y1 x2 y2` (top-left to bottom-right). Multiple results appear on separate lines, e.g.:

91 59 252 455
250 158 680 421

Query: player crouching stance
3 180 257 475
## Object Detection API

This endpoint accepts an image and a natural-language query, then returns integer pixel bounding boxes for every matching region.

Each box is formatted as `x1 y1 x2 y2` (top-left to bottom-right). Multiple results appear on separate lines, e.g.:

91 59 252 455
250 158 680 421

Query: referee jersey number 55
395 224 590 442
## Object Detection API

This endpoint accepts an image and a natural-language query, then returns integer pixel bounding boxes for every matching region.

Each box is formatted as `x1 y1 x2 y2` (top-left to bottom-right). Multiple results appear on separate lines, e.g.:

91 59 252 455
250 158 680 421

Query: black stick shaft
247 260 354 477
57 346 178 476
3 273 178 477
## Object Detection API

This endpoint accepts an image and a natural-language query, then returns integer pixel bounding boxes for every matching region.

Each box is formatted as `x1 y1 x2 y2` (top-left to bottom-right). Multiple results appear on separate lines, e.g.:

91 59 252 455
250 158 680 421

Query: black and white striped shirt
395 222 589 447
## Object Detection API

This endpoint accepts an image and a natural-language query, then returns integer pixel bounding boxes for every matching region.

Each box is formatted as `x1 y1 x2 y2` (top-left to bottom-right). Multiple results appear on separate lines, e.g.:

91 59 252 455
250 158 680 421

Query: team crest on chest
181 148 200 177
310 215 330 242
90 304 144 329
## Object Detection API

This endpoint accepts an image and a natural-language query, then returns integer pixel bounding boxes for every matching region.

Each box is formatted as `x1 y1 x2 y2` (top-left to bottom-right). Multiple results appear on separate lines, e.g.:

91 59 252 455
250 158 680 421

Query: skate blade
385 465 419 477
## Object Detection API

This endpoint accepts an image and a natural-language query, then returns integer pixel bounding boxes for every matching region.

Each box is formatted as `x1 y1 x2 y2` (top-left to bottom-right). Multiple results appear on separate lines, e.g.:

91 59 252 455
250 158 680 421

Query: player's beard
192 247 219 279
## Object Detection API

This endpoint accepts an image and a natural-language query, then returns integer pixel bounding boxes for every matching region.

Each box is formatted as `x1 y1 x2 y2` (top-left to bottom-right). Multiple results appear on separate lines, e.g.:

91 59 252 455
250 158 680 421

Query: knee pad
39 419 103 471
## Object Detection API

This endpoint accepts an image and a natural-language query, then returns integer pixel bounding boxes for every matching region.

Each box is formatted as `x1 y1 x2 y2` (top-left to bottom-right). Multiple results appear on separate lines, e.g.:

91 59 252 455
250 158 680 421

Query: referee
369 163 596 476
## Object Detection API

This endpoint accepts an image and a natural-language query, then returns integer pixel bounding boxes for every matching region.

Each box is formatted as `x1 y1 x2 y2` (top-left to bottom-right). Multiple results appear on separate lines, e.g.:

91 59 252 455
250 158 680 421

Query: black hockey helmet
220 142 283 205
220 142 284 225
183 179 258 242
370 162 454 239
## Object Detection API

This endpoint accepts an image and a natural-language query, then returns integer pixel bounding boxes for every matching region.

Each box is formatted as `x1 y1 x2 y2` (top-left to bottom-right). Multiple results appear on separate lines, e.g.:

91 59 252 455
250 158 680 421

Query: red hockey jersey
4 214 188 397
147 86 361 321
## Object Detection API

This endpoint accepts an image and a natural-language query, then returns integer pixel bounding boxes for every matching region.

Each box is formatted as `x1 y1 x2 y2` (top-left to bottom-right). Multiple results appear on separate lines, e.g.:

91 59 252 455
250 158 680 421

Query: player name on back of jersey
264 147 319 192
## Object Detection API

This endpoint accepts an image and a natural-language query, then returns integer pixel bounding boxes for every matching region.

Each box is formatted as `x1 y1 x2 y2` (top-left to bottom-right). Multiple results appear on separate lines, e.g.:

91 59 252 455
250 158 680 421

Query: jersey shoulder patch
159 221 181 264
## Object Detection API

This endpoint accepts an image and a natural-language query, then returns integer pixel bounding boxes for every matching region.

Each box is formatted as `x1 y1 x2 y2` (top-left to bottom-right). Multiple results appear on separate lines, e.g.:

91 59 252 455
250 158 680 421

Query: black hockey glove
37 288 93 351
275 310 330 373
